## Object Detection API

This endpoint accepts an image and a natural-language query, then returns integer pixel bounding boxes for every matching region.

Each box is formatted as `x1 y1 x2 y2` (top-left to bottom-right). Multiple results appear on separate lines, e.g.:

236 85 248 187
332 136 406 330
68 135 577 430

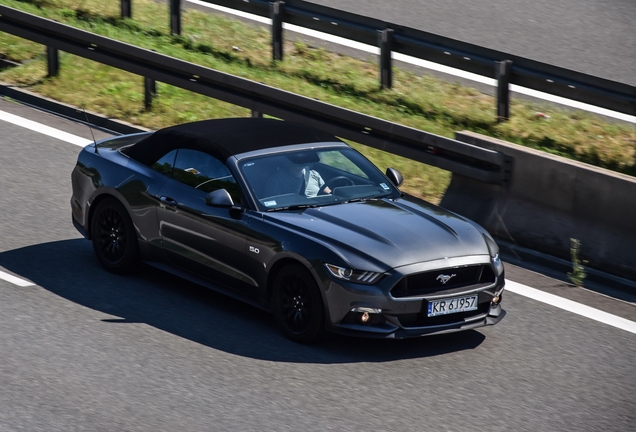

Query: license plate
427 295 478 317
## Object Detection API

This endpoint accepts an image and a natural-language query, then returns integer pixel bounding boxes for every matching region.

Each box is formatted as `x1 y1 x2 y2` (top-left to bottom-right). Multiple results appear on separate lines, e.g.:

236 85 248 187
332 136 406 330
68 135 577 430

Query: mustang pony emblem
436 273 457 284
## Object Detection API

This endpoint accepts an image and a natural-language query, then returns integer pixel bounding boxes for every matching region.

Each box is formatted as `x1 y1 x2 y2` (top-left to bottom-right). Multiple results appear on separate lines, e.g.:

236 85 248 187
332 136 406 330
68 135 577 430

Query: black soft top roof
123 118 342 166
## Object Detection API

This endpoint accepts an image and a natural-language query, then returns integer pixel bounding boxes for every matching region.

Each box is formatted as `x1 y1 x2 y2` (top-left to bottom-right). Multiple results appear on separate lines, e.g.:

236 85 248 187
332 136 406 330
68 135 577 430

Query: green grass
0 0 634 203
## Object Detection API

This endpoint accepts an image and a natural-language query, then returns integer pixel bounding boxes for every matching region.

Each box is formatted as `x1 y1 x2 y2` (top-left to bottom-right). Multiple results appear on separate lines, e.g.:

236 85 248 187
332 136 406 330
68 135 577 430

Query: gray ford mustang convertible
71 118 505 342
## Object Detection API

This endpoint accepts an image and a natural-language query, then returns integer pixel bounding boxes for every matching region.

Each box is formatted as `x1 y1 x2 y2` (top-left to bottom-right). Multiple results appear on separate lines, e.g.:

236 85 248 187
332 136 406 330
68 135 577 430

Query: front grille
391 264 495 298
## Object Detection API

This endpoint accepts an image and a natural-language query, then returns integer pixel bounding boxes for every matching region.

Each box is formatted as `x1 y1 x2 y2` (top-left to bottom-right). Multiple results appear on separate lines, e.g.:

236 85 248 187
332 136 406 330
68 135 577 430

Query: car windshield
239 146 401 211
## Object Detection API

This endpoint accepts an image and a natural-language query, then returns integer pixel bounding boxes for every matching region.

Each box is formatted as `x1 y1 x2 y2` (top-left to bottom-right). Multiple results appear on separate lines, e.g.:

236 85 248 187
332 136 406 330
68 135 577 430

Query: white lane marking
0 110 92 147
506 280 636 335
0 270 35 287
187 0 636 124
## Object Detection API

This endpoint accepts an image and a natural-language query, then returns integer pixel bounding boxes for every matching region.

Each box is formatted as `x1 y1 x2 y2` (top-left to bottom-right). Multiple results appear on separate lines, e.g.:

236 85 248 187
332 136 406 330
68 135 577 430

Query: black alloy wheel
273 264 325 343
91 197 140 274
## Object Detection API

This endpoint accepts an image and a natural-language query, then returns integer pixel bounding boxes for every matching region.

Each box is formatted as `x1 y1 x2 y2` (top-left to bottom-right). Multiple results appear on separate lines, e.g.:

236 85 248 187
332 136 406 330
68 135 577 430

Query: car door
153 148 257 293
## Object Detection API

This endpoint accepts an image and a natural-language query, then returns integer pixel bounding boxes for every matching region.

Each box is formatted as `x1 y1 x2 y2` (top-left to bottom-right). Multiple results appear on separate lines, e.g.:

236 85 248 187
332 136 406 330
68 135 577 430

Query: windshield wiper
266 204 316 212
341 197 379 204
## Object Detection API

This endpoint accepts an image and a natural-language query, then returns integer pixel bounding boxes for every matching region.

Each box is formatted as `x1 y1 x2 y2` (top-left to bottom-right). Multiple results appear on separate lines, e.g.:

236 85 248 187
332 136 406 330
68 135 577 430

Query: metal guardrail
194 0 635 119
0 5 509 184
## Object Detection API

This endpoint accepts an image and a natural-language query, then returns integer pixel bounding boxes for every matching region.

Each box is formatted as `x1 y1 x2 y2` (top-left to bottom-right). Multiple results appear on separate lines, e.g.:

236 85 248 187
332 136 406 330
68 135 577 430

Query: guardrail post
144 77 157 110
120 0 132 19
378 28 393 89
496 60 512 121
170 0 181 36
46 46 59 77
271 1 285 61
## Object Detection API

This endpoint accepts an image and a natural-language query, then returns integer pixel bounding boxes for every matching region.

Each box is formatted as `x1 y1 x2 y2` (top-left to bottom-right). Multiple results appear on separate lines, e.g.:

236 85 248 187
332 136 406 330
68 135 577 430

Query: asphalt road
307 0 636 86
0 100 635 431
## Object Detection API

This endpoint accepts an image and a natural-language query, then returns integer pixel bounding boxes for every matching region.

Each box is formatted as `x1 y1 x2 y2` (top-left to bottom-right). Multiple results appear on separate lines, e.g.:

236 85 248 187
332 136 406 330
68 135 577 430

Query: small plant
567 238 587 286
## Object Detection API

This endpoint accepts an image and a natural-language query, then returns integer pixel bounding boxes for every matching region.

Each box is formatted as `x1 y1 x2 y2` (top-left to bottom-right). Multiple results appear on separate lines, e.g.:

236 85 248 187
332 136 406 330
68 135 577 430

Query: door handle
159 196 178 206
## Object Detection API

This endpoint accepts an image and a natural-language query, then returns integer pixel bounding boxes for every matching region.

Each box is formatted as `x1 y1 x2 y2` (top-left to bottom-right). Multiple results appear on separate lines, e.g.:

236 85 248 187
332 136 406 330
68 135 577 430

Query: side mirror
205 189 234 207
205 189 244 219
385 167 404 187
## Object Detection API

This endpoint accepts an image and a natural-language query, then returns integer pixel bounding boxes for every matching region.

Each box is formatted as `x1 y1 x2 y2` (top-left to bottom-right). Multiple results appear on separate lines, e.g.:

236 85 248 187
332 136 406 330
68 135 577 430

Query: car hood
263 198 490 270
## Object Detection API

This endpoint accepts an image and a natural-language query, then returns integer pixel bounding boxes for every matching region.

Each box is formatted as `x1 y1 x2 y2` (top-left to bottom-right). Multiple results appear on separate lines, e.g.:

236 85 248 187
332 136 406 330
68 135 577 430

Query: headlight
324 263 383 284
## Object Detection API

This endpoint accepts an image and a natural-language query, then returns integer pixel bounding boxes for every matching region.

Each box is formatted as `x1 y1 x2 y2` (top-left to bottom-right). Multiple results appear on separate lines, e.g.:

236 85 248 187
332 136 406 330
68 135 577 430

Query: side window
173 149 242 202
151 149 178 177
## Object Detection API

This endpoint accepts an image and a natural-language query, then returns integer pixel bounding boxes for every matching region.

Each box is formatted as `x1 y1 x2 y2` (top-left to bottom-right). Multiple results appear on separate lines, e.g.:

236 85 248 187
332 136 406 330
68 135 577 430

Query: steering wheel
318 176 354 195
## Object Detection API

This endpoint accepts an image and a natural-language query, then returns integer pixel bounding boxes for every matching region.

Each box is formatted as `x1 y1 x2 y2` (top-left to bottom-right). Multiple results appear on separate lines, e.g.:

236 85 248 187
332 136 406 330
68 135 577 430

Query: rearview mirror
385 167 404 187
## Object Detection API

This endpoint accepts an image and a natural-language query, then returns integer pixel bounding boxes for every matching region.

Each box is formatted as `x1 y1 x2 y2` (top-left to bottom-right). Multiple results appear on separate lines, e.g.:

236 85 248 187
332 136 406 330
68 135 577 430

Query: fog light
350 307 382 325
491 295 501 305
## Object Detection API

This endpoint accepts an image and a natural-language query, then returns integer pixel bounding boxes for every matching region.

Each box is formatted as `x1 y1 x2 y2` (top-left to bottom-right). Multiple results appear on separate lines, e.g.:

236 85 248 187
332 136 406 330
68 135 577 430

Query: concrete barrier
440 131 636 281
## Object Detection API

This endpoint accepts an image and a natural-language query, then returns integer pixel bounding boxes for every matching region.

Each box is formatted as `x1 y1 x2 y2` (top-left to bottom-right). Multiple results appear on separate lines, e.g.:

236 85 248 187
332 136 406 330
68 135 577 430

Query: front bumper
328 302 506 339
319 255 506 339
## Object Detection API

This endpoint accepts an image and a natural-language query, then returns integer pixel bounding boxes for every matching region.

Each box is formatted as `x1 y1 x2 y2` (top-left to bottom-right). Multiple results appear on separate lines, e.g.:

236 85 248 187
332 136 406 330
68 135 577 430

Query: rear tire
273 264 325 343
90 197 140 274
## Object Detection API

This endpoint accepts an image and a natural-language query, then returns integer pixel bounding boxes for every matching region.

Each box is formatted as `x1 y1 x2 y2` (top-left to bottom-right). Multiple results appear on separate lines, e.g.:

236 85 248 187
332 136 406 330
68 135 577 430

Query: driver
264 158 331 198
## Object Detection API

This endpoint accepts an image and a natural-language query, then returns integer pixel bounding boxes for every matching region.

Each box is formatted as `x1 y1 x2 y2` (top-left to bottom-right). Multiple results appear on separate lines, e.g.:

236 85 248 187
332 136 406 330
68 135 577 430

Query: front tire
273 264 325 343
90 197 140 274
